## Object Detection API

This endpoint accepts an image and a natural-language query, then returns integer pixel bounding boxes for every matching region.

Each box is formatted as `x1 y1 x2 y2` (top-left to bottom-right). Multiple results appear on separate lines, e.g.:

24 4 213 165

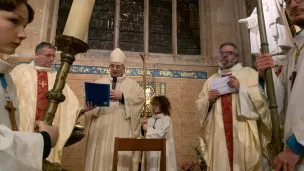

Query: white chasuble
84 75 145 171
10 61 81 164
196 64 272 171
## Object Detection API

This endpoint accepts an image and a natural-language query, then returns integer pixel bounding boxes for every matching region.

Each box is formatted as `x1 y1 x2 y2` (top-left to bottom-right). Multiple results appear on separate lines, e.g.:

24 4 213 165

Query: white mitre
110 48 126 64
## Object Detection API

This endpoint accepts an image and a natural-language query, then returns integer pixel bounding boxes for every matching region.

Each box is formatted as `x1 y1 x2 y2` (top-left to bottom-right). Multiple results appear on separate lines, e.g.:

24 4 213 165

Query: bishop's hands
274 147 301 171
110 90 123 101
80 101 95 115
34 121 59 148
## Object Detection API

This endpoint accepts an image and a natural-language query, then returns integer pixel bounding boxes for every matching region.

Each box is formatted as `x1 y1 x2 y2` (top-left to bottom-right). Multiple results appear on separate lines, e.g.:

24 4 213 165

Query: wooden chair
112 137 166 171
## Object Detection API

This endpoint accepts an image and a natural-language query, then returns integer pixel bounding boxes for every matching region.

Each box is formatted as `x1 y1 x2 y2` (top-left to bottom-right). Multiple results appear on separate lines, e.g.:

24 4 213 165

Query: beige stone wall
201 0 251 66
10 0 251 170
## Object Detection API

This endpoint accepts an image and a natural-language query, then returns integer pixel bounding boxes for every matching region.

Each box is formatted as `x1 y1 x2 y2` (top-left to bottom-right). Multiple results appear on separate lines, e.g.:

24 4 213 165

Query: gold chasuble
10 61 81 164
196 63 272 171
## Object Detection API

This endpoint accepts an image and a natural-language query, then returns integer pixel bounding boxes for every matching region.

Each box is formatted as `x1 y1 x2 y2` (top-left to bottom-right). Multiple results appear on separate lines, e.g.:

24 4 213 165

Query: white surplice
145 113 177 171
273 30 304 170
0 59 44 171
84 75 145 171
10 61 81 164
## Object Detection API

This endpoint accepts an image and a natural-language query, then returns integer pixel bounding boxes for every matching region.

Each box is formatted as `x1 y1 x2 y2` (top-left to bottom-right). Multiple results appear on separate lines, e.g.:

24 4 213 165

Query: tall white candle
63 0 96 41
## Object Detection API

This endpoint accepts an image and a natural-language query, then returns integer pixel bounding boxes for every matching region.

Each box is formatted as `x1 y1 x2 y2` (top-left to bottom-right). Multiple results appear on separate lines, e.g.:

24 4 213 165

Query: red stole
36 71 48 120
221 75 233 170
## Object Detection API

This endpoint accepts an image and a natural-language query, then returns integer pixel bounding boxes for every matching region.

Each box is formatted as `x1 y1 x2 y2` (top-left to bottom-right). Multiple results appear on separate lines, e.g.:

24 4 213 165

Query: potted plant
179 137 208 171
180 161 197 171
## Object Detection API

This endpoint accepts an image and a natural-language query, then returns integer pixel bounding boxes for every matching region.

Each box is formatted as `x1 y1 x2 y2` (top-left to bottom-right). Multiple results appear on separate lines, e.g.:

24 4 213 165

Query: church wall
61 68 219 171
12 54 218 171
9 0 250 170
62 64 218 171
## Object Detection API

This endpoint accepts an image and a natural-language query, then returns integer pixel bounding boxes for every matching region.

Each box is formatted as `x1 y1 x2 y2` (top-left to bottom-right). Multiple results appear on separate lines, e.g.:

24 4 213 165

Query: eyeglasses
284 0 304 8
109 64 123 69
219 51 234 56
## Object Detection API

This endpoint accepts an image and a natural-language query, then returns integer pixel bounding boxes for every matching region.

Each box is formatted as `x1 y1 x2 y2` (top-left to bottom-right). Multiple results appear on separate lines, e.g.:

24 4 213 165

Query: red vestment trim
221 75 233 170
36 71 48 121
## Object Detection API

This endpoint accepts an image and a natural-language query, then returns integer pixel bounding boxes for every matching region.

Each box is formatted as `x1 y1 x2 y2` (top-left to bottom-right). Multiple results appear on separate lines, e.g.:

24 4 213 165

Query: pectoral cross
5 100 17 131
0 73 17 131
290 71 297 91
39 81 47 88
290 44 304 91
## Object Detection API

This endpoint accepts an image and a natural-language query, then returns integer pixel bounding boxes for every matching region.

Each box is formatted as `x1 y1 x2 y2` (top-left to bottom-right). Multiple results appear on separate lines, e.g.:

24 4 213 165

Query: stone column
207 0 251 66
199 0 213 64
48 0 60 44
233 0 252 67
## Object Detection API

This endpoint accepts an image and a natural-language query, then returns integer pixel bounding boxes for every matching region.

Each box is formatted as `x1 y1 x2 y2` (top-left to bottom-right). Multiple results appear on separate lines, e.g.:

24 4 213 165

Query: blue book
85 82 110 107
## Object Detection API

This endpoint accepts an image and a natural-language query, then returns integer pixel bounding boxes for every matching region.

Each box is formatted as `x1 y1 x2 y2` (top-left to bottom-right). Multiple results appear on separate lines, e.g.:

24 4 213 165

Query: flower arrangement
180 161 197 171
179 137 208 171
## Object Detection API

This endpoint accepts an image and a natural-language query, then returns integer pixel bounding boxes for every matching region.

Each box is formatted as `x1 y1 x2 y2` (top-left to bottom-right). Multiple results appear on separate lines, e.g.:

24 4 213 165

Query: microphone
112 77 117 90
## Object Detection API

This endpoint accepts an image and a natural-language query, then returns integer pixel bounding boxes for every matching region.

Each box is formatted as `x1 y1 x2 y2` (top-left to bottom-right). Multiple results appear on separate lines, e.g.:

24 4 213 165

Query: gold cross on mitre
39 80 47 88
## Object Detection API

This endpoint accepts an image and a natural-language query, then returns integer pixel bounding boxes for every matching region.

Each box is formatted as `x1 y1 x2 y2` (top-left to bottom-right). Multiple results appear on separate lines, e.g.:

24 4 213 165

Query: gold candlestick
42 35 88 171
43 35 88 124
42 0 95 170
